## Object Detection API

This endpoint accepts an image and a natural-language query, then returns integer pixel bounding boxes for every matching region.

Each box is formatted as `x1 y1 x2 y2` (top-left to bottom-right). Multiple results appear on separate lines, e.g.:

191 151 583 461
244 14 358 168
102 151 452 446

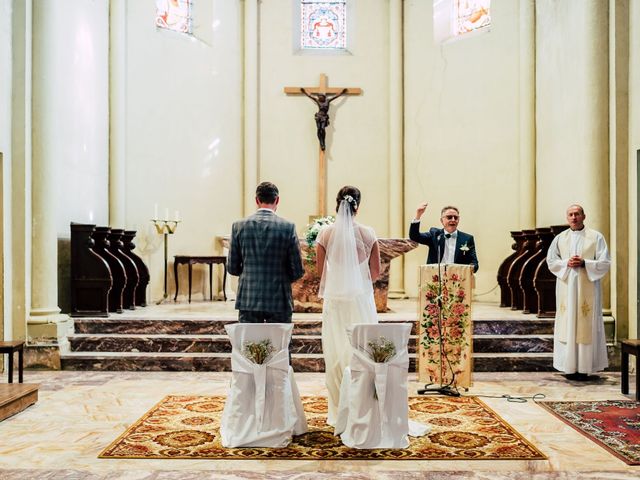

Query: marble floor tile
0 371 637 479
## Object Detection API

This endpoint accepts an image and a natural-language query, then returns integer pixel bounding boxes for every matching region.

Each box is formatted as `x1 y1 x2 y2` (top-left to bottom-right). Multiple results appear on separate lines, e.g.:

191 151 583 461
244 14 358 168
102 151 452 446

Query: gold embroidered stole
556 228 597 344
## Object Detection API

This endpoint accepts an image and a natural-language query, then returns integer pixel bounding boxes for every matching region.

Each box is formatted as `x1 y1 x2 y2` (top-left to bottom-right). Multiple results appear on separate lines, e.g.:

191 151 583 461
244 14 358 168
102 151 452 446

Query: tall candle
175 210 180 221
164 208 169 220
154 204 158 219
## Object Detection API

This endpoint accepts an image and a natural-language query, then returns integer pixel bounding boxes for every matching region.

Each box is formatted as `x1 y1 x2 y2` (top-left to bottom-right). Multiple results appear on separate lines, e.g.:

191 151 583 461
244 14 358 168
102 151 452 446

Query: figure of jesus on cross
300 87 347 151
284 74 362 215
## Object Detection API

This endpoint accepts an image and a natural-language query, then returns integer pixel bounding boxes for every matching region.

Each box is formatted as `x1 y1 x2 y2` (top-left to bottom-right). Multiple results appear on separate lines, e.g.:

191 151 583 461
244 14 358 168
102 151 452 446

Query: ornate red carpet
539 400 640 465
100 395 545 460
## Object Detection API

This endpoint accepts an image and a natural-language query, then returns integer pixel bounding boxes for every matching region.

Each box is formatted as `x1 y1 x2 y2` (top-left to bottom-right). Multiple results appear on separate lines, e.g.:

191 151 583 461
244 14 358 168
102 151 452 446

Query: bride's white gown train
321 261 377 426
317 204 379 426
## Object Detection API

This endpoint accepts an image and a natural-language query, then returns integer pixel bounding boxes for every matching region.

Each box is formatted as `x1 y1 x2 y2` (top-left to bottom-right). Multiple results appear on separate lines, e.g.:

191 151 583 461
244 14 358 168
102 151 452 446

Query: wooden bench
621 339 640 401
0 341 24 384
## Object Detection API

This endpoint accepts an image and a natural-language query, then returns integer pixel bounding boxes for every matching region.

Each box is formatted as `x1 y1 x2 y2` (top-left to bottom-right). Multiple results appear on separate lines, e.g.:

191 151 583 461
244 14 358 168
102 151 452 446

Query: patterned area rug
539 400 640 465
100 395 546 460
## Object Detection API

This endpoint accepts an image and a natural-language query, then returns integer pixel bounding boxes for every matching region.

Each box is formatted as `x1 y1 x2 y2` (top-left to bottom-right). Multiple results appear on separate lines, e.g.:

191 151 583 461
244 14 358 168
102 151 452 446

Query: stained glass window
301 1 347 50
155 0 193 34
453 0 491 37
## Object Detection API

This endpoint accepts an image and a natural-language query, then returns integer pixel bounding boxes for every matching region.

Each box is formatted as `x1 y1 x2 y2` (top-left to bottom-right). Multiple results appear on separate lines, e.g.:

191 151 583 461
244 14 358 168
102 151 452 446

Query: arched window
300 1 347 50
434 0 491 43
155 0 193 34
454 0 491 36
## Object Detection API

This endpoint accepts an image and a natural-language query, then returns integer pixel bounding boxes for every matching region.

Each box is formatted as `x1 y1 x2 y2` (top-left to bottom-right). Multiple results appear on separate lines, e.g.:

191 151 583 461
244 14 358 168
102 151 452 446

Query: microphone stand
418 230 460 397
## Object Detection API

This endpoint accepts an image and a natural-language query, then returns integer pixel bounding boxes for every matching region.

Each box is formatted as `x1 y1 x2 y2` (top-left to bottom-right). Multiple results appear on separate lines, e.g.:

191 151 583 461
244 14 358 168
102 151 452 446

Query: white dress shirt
442 230 457 264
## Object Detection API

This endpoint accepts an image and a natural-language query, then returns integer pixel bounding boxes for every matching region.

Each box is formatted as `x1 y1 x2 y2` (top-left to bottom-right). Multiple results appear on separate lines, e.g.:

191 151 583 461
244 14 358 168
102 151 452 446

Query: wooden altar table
219 237 417 313
174 255 227 303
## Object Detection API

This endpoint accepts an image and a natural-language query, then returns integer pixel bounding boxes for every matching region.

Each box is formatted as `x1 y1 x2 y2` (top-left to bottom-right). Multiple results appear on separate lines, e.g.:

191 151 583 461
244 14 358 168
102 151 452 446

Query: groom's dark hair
336 185 361 215
256 182 279 204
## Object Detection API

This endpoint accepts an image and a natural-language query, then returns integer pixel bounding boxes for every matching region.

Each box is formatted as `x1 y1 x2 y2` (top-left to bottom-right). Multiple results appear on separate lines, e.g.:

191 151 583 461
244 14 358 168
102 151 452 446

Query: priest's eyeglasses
442 215 459 220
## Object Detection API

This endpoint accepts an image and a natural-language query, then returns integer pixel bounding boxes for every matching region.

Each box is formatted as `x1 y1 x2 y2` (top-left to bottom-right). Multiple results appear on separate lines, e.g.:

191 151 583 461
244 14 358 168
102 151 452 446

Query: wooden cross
284 74 362 216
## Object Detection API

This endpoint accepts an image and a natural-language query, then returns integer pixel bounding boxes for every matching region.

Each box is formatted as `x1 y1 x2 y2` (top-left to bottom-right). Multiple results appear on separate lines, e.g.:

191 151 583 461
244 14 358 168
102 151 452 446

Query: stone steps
60 314 568 372
71 317 556 336
59 350 565 373
66 332 555 354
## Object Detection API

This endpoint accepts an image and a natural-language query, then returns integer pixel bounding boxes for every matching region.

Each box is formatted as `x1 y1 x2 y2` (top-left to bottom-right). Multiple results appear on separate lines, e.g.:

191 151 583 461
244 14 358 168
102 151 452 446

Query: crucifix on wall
284 74 362 216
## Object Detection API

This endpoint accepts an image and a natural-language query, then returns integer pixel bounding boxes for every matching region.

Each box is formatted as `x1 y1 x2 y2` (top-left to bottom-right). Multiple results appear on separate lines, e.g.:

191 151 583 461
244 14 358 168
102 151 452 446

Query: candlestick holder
152 219 181 304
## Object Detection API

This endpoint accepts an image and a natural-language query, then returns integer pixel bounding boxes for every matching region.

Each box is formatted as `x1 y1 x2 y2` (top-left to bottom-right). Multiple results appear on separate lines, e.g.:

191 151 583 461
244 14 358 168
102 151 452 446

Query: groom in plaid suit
228 182 305 323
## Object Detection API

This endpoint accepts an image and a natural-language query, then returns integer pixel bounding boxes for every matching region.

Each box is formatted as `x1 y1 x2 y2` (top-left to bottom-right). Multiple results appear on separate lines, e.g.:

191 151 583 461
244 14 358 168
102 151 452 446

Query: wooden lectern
418 264 474 389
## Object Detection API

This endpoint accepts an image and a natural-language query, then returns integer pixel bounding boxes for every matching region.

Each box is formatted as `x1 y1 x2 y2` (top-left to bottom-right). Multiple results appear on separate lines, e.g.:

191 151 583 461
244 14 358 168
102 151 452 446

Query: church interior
0 0 639 478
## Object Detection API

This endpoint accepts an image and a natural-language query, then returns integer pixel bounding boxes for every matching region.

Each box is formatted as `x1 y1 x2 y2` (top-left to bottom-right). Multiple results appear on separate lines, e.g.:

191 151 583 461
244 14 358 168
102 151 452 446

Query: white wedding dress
316 202 378 426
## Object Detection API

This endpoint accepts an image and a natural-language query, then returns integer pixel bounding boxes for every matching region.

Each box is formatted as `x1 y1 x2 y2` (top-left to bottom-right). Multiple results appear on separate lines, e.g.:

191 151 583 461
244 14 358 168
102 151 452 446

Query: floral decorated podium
293 238 418 313
418 264 474 388
218 236 417 313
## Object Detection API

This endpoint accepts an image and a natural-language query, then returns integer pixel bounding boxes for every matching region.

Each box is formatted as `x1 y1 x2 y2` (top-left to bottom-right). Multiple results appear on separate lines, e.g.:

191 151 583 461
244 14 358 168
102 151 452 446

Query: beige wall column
243 0 259 215
535 0 609 232
628 0 640 339
31 0 66 340
536 0 610 310
519 0 535 228
31 0 113 339
109 0 127 226
9 0 31 343
0 0 11 343
388 0 405 297
609 0 629 339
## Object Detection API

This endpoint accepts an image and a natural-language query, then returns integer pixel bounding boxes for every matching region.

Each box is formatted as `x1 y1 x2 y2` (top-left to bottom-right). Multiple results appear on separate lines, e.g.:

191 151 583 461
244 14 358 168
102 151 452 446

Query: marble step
72 317 555 336
67 334 320 354
60 351 324 372
67 333 555 354
60 346 620 373
472 319 554 335
473 335 554 353
59 351 560 373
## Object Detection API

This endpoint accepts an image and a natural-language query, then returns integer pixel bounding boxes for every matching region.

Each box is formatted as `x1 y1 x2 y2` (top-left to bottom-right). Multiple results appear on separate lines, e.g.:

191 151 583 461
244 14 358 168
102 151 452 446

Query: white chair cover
220 323 307 447
335 323 429 449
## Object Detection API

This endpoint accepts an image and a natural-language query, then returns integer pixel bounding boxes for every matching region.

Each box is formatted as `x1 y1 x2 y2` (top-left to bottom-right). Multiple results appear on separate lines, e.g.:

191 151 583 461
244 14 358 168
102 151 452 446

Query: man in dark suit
228 182 305 323
409 202 479 272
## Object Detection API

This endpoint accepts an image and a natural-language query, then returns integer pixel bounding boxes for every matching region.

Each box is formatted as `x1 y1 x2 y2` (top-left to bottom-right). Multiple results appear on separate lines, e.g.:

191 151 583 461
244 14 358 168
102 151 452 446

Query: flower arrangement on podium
303 215 335 262
419 271 471 383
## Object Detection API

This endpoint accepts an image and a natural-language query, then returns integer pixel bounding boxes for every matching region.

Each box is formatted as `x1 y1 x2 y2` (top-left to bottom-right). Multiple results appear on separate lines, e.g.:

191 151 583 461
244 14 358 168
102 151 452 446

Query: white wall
122 0 553 303
123 0 243 300
404 0 528 299
32 0 110 235
260 0 391 233
123 0 392 300
535 0 609 233
31 0 110 313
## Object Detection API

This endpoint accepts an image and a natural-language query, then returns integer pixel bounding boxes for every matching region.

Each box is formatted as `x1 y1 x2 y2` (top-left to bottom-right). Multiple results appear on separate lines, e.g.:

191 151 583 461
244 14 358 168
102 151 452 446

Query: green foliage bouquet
367 336 397 363
303 215 335 262
367 335 397 399
241 339 275 364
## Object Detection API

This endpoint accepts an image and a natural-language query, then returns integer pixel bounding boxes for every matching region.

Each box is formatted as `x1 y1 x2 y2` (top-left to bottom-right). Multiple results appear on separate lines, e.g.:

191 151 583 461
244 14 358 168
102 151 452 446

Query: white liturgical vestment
546 227 610 374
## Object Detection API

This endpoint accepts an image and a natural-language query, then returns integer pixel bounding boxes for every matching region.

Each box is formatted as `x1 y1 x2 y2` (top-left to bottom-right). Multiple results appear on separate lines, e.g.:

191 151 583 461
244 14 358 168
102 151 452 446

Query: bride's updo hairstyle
336 185 361 215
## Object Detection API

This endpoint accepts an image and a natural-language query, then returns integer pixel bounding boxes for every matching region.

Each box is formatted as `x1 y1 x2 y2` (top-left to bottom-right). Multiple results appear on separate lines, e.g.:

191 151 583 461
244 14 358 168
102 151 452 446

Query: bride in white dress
315 186 380 426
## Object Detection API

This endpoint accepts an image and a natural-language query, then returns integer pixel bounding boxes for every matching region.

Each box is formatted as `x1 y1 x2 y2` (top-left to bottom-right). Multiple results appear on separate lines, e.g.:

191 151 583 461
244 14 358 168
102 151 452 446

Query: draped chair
220 323 307 448
335 323 429 449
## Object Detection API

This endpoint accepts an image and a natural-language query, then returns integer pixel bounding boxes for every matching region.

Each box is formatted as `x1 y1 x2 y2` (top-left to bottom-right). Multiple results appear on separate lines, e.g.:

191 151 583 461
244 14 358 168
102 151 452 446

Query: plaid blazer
227 210 305 313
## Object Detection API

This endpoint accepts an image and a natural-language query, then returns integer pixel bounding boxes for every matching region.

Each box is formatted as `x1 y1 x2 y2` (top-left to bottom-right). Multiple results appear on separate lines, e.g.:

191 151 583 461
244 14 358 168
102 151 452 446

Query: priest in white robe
546 204 611 379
